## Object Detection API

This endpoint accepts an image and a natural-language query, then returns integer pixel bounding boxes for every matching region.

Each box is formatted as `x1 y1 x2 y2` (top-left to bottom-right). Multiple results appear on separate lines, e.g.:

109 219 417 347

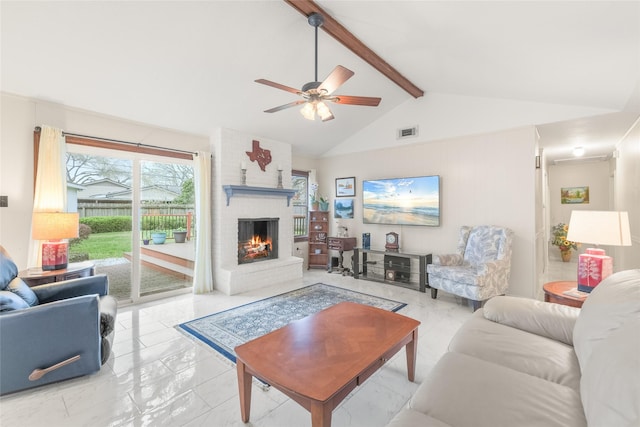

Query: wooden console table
353 248 431 292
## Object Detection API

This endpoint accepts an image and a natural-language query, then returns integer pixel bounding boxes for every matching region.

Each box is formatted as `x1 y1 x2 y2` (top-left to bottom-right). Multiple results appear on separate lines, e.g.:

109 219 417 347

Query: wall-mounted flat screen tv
363 175 440 226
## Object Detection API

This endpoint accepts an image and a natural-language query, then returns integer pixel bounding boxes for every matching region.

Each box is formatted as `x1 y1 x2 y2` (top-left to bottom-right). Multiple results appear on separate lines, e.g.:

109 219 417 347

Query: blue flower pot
151 232 166 244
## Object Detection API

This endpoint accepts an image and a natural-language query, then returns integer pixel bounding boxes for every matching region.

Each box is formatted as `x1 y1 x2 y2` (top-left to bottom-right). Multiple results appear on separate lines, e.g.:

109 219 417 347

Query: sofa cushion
0 290 30 312
386 408 452 427
409 352 587 427
6 277 39 306
580 316 640 427
483 295 579 345
573 269 640 370
449 310 581 390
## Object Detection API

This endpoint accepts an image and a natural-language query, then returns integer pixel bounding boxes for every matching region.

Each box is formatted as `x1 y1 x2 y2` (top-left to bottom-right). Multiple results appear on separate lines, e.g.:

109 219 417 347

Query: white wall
614 117 640 270
548 161 611 227
0 93 209 269
314 126 538 298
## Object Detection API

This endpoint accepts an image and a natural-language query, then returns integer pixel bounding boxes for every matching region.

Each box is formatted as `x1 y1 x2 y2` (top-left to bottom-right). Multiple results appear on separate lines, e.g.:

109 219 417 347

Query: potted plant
551 223 579 262
318 195 329 212
310 183 320 210
173 227 187 243
151 230 167 245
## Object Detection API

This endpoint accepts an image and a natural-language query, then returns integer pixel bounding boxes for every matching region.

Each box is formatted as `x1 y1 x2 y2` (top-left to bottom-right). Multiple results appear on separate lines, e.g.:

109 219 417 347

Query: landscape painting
561 186 589 204
363 175 440 226
334 199 354 219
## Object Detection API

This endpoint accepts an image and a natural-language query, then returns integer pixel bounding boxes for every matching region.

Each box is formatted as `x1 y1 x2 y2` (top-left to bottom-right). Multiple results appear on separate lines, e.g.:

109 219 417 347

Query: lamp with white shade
566 210 632 292
32 212 79 271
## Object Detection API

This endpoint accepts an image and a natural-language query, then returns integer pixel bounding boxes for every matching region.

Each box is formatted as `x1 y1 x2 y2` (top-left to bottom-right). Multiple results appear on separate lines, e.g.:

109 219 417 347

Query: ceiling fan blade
264 100 306 113
255 79 301 95
318 65 354 95
331 95 381 107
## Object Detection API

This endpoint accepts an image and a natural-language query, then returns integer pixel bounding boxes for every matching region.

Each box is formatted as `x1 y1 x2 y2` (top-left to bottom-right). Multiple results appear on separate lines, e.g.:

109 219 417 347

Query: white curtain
28 126 67 267
192 151 214 293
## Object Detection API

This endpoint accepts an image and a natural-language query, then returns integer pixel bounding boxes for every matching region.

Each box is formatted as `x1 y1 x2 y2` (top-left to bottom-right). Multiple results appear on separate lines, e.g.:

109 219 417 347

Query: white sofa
387 269 640 427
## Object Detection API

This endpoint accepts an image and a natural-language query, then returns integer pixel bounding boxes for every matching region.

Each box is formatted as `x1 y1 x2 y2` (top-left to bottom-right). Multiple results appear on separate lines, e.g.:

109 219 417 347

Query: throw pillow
0 290 30 311
6 277 39 306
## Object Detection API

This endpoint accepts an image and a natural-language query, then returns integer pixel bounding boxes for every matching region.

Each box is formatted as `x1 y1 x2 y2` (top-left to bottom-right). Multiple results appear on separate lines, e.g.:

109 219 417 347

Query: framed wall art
335 177 355 197
334 199 354 219
561 186 589 204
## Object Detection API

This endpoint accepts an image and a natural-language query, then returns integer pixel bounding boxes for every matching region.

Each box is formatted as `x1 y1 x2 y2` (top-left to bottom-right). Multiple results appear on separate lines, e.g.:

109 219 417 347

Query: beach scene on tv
363 176 440 226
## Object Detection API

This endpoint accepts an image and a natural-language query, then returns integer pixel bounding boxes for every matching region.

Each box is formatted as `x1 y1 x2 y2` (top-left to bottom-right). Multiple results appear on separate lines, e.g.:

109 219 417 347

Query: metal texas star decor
246 140 272 171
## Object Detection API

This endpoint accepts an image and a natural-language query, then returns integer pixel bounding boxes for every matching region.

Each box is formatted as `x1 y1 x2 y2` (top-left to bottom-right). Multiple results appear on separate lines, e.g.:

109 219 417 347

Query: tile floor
0 263 573 427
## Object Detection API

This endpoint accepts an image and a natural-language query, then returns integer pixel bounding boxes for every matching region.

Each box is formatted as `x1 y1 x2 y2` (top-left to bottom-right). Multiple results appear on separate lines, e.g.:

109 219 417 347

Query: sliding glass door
66 145 194 302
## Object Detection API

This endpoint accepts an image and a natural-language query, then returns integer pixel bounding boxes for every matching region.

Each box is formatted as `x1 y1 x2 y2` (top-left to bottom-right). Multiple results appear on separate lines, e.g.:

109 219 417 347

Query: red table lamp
32 212 79 271
566 211 632 292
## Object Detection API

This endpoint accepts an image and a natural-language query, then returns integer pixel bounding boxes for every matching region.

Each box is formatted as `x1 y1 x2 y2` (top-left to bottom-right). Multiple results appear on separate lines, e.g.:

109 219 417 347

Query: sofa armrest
482 296 579 346
31 274 109 303
0 295 102 395
432 254 463 266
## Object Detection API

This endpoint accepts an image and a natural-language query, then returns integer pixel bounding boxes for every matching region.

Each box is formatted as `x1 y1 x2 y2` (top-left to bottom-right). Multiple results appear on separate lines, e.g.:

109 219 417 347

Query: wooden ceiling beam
284 0 424 99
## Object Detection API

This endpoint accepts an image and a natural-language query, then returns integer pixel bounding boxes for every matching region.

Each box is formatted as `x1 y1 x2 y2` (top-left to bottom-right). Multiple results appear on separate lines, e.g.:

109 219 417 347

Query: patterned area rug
177 283 406 364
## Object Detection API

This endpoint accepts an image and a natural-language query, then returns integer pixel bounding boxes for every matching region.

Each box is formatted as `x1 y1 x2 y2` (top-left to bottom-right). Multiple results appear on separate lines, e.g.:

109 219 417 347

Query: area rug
177 283 406 364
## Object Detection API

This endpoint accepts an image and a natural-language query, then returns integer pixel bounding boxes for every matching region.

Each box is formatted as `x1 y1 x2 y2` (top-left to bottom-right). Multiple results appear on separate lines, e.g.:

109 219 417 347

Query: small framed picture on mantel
335 177 355 197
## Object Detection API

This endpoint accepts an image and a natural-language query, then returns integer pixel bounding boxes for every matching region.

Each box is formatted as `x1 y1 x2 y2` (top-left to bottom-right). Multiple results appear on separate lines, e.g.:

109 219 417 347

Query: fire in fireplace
238 218 279 264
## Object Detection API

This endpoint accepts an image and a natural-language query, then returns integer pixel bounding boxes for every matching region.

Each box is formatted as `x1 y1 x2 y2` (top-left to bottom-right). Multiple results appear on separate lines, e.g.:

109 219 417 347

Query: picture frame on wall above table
335 177 356 197
334 199 354 219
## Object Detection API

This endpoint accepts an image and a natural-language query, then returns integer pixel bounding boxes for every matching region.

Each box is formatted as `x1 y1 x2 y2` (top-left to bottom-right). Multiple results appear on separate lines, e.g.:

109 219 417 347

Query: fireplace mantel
222 185 296 206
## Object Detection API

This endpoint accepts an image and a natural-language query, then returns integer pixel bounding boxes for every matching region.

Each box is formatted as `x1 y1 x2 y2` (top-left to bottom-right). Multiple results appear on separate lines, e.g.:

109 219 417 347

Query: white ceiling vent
397 126 418 140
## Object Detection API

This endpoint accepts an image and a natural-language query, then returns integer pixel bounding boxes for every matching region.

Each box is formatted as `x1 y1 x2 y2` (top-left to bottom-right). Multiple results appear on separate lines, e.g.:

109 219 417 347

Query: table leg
310 401 332 427
405 329 418 382
236 360 252 422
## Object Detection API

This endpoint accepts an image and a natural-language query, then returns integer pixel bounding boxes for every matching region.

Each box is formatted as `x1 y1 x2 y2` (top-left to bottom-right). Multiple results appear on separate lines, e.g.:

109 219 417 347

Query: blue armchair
427 225 514 311
0 246 117 395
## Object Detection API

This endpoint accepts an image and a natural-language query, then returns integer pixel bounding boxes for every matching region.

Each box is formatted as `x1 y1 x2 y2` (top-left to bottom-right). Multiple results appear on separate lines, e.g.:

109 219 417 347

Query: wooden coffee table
235 301 420 427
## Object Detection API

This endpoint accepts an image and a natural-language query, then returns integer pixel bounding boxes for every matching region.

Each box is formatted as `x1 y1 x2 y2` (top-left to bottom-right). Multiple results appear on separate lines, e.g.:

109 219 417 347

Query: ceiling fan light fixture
300 102 316 120
316 101 332 120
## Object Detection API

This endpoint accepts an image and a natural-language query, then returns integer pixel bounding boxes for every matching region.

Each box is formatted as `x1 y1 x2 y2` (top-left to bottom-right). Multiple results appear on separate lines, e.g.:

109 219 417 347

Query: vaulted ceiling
2 1 638 160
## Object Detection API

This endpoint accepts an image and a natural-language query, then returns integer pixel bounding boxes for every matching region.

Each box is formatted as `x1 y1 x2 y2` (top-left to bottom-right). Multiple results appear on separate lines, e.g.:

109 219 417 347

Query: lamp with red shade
32 212 79 271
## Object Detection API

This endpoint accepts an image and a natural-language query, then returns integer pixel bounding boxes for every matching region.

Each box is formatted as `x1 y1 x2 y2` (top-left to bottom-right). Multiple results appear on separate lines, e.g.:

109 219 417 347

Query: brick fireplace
211 128 303 295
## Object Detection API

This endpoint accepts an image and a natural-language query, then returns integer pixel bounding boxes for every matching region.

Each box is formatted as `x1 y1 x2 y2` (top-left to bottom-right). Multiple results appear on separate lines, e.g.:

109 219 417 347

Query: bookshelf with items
308 210 329 269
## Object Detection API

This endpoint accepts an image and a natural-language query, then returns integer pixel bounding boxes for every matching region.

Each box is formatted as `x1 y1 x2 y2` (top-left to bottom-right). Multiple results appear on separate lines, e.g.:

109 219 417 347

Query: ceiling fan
255 13 381 122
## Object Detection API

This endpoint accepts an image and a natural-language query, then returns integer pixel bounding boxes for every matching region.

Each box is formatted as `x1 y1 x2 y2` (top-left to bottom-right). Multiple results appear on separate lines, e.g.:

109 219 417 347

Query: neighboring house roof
77 178 130 199
80 185 180 202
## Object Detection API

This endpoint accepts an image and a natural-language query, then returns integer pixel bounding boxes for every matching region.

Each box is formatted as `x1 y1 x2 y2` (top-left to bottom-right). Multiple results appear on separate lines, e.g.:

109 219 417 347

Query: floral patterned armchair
427 225 514 311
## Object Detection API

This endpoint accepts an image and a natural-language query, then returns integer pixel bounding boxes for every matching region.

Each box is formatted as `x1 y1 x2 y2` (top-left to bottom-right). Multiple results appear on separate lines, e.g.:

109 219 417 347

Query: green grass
70 231 132 259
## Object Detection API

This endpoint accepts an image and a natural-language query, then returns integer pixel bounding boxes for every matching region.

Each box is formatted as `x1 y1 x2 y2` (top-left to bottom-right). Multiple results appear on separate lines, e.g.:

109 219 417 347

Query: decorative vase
319 201 329 211
560 249 572 262
311 202 319 211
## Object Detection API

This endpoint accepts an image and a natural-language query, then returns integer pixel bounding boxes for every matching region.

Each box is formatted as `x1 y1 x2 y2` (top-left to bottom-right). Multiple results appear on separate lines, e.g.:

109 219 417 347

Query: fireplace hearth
238 218 279 264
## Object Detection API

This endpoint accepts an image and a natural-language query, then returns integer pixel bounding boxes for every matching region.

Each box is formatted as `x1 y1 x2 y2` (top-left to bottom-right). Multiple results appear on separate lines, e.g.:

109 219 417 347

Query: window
292 170 309 241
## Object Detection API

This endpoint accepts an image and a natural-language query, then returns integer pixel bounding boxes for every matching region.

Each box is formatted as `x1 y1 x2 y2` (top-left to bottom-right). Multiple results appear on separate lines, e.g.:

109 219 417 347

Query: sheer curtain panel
192 151 213 293
28 126 67 267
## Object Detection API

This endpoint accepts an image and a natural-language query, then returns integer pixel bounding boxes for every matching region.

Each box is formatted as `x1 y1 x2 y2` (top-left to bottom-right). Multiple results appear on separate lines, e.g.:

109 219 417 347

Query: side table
543 280 587 308
19 261 96 287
